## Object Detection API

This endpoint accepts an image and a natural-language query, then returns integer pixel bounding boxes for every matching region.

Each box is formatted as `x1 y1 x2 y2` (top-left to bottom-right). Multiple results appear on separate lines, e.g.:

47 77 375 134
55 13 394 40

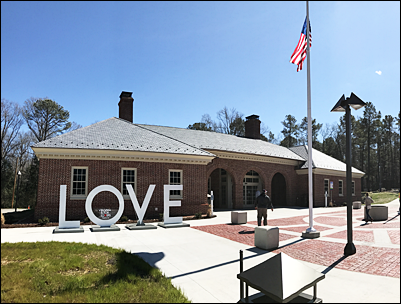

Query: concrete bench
364 205 388 221
254 226 279 250
353 201 361 209
231 211 247 224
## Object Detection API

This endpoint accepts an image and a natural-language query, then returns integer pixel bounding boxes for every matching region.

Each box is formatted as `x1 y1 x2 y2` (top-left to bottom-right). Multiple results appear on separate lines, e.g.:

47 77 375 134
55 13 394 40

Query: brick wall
206 157 300 209
35 157 362 221
35 159 208 221
313 174 362 206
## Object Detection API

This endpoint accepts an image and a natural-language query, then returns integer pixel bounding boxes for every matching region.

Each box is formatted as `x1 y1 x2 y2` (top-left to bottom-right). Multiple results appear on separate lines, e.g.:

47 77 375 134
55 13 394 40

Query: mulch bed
1 214 216 229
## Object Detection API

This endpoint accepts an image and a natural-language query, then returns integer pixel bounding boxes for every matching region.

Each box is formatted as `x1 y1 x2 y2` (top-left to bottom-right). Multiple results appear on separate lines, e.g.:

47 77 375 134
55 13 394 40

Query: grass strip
1 241 190 303
369 192 398 205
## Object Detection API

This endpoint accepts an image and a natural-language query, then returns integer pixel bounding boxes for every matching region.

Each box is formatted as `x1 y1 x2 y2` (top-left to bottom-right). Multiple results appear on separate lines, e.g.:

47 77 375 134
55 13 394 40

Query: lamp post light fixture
15 171 22 213
331 92 366 256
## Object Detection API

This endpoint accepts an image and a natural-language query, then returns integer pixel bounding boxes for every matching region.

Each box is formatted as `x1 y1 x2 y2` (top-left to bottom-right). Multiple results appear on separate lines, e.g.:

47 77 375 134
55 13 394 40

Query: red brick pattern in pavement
192 224 295 247
314 216 348 226
279 225 332 233
192 215 400 278
248 215 308 226
272 239 400 278
357 221 400 229
325 230 375 242
388 230 400 245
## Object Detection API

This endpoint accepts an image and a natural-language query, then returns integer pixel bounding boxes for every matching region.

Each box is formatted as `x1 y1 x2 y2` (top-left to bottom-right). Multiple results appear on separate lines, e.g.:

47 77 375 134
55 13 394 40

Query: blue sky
1 1 400 141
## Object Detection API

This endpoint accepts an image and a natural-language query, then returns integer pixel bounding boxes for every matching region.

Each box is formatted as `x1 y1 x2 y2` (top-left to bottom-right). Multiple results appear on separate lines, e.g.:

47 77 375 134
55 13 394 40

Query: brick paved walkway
192 206 400 278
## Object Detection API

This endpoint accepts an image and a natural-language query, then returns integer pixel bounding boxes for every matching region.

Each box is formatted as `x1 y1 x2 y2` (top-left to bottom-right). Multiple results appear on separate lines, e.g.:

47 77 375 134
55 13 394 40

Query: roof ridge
137 123 287 146
137 124 215 157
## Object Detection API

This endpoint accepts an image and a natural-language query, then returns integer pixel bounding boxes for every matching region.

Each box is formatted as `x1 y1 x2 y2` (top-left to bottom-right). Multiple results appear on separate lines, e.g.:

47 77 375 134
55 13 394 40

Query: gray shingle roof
138 124 305 161
289 145 365 174
33 117 215 157
32 117 366 175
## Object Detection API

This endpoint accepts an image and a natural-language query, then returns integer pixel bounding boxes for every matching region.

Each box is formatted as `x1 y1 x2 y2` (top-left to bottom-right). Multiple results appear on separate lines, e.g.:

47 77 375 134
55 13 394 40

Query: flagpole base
302 230 320 239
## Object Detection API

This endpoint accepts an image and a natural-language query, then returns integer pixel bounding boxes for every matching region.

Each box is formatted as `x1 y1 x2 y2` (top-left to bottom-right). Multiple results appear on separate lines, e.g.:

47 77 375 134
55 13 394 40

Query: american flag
290 18 312 72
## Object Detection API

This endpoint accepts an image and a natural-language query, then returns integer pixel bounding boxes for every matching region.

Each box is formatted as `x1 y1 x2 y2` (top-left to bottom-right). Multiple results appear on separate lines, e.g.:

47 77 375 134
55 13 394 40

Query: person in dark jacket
255 189 274 226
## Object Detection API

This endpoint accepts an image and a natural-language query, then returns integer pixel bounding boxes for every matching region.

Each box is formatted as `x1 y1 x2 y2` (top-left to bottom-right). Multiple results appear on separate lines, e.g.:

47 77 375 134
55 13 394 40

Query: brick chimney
118 91 134 123
245 114 261 139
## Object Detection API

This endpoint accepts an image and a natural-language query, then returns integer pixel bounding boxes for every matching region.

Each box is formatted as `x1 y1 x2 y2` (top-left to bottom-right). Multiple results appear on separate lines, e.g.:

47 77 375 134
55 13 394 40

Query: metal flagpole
304 0 318 237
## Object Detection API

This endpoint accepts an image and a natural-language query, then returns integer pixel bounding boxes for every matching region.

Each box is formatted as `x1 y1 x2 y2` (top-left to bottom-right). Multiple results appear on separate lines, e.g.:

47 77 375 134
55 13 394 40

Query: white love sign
163 185 183 224
58 184 183 229
126 184 155 225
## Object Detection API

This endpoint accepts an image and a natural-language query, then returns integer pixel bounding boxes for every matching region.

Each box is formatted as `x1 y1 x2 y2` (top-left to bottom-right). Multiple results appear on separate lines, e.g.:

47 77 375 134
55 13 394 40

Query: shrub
159 213 164 221
4 214 16 224
120 215 129 222
84 217 90 223
38 216 49 225
194 212 203 219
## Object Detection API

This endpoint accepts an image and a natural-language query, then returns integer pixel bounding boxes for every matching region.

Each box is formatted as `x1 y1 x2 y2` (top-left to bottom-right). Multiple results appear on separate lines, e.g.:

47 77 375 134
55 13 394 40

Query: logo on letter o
85 185 124 227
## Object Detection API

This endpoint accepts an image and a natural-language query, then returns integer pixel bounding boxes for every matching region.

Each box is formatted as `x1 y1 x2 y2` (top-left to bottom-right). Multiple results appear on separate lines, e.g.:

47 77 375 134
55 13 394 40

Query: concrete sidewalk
1 200 400 303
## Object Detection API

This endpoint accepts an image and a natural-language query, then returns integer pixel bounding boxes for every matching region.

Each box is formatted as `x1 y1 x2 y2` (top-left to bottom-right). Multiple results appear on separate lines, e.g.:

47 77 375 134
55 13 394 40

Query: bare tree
201 114 218 132
65 121 83 133
13 131 34 172
1 99 24 161
216 107 244 136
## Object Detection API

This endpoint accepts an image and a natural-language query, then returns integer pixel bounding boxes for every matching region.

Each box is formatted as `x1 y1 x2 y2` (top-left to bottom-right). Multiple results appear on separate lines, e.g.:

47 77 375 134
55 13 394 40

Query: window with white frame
339 180 343 196
121 168 137 198
169 170 183 199
71 167 88 199
352 181 355 195
324 179 330 196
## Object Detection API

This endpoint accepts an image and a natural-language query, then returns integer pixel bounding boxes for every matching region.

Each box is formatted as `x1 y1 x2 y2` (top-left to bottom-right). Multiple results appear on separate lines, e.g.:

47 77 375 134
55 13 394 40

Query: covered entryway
208 168 233 209
271 173 287 206
243 170 263 207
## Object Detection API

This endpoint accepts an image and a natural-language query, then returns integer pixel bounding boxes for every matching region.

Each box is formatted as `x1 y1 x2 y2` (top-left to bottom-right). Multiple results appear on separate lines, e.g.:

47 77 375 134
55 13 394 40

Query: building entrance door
271 172 287 206
243 170 262 206
209 168 233 209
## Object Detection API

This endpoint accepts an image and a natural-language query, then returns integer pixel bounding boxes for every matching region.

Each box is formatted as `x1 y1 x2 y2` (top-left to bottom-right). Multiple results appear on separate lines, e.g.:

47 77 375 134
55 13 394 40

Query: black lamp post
331 92 366 256
15 171 21 212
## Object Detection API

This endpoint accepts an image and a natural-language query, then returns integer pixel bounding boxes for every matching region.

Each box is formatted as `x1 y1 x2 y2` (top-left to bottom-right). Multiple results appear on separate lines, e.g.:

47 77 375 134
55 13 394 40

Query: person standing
364 192 374 224
255 189 274 226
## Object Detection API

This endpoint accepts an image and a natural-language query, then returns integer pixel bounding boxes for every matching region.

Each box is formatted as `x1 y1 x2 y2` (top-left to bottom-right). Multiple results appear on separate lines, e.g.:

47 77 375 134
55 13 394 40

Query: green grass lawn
368 191 399 205
1 242 190 303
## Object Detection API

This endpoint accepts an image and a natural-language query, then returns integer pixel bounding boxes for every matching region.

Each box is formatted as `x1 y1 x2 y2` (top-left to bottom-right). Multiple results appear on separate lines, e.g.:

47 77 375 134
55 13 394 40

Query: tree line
188 105 400 192
1 98 81 208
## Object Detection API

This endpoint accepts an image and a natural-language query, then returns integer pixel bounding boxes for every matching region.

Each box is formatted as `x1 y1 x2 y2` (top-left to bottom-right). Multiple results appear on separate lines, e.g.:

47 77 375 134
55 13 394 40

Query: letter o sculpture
85 185 124 227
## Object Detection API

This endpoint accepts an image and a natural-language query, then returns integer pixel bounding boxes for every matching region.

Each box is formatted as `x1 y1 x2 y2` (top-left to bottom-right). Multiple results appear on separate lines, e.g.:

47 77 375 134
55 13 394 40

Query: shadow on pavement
384 213 400 224
276 237 306 250
134 252 165 268
321 256 348 275
239 230 254 234
169 250 271 279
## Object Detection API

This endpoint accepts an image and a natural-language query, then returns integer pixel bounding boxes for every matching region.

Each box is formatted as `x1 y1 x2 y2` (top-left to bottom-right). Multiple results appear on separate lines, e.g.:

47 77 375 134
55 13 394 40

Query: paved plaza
1 199 400 303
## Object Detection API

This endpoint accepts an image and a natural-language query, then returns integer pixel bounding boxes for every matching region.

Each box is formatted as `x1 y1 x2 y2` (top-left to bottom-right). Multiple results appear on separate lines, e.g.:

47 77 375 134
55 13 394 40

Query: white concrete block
353 201 361 209
254 226 279 250
231 211 247 224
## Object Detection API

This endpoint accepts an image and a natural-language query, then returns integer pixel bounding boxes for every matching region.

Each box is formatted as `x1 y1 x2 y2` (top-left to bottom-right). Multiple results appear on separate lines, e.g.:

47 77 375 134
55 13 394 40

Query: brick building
32 91 365 221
